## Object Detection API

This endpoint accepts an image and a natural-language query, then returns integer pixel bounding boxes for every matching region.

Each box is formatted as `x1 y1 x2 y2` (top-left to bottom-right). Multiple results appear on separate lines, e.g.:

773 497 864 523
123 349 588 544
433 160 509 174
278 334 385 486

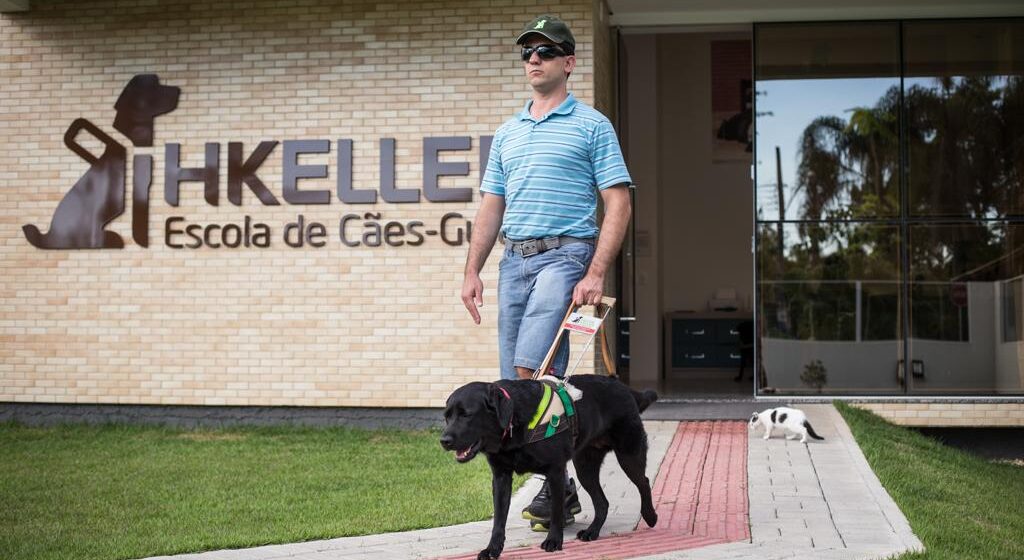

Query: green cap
516 15 575 54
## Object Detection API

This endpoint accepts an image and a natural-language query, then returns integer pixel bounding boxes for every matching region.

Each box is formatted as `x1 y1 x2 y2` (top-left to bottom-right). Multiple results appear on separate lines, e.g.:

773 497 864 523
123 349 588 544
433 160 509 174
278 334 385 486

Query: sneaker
530 511 575 532
521 478 583 521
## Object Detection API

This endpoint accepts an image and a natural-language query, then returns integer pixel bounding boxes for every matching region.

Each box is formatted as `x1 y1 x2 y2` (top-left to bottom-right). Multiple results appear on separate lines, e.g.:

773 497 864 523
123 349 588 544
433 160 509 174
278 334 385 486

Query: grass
835 402 1024 560
0 422 520 560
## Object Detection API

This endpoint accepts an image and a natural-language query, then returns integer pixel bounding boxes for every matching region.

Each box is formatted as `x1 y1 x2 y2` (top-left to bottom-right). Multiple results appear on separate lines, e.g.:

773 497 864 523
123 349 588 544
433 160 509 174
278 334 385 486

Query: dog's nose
440 434 454 449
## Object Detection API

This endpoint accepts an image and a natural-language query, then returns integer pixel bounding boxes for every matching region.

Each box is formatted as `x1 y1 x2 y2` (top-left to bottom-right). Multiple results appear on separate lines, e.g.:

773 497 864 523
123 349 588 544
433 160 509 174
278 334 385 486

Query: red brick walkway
437 421 749 560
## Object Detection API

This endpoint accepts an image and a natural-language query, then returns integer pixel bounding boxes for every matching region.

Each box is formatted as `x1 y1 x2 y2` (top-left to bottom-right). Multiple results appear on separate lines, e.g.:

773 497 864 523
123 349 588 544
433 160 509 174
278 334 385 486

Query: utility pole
775 146 789 334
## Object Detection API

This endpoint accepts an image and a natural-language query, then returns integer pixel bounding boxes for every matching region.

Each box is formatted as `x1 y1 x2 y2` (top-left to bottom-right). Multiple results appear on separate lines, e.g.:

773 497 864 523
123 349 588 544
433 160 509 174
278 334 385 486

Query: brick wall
0 0 607 407
854 402 1024 427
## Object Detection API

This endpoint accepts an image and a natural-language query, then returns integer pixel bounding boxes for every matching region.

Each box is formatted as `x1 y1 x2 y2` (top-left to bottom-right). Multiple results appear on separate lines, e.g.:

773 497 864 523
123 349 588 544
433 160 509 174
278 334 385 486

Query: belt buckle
520 239 540 257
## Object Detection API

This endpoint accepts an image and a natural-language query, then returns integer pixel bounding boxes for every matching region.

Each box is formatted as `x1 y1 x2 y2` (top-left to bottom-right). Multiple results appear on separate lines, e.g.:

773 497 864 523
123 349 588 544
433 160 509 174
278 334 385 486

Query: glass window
755 22 901 221
1002 277 1021 343
905 20 1024 218
757 223 902 394
909 223 1024 394
756 18 1024 396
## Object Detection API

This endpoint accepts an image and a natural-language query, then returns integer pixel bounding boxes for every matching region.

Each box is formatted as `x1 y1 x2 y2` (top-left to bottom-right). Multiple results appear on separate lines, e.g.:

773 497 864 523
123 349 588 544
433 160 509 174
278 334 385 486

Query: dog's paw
477 547 501 560
540 536 563 552
577 527 600 541
103 231 125 249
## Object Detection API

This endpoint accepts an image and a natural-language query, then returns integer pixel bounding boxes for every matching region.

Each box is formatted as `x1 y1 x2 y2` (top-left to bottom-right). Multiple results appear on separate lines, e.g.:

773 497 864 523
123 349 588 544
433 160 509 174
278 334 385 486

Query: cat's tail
804 420 824 440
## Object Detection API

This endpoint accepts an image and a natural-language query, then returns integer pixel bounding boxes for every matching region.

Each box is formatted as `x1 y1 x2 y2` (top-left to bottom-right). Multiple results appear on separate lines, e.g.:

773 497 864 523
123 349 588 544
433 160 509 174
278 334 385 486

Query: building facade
2 0 1023 426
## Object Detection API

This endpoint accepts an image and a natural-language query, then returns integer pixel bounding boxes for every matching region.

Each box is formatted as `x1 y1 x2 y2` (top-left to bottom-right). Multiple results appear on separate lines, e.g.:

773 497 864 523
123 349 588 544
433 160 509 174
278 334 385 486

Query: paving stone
141 406 924 560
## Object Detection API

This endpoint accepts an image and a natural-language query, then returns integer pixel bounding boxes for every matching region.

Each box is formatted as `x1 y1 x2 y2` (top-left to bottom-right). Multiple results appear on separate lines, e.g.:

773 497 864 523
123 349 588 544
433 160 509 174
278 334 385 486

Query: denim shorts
497 241 595 380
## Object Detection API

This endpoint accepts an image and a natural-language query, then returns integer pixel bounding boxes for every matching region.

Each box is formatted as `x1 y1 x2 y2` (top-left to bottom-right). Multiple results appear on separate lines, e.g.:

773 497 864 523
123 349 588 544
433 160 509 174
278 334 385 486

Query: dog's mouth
455 440 481 463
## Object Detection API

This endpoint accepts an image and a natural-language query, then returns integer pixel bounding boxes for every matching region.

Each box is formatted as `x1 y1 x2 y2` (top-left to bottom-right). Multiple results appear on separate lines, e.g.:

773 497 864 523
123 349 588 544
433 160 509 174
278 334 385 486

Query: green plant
800 359 827 392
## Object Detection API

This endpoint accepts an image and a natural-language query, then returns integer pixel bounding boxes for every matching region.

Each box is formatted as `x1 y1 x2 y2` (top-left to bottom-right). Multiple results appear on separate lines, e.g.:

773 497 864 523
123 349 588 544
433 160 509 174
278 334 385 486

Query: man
460 14 633 531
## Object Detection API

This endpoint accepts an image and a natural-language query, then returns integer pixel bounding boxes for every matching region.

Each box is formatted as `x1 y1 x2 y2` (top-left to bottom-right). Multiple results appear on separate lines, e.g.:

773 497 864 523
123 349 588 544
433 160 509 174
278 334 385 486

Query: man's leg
514 332 568 378
513 243 594 377
515 243 593 526
497 248 528 381
516 245 598 376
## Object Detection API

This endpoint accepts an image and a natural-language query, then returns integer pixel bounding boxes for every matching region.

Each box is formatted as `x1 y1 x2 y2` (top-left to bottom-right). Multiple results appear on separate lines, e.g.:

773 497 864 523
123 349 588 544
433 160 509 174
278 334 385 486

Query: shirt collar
519 93 577 122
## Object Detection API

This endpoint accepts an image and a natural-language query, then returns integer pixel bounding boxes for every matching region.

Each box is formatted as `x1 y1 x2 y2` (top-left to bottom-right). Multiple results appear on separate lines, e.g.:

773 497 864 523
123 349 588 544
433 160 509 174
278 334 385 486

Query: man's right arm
462 192 505 324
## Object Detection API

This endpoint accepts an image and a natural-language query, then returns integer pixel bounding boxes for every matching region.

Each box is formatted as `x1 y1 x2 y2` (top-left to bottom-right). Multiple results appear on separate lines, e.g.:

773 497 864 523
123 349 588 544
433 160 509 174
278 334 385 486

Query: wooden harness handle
531 296 617 379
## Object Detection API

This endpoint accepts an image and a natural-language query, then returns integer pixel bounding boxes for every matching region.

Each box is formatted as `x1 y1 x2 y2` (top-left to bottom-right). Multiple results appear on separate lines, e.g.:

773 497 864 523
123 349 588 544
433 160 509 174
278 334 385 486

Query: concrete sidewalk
144 405 923 560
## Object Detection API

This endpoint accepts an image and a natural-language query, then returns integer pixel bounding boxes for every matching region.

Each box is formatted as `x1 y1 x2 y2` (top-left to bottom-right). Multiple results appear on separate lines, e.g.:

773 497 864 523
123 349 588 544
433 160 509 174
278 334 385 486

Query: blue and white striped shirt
481 93 632 241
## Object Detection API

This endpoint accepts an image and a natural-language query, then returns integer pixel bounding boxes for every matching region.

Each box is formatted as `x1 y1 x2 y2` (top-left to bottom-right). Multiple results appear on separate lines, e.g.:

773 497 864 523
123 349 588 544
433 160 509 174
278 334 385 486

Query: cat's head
748 412 760 428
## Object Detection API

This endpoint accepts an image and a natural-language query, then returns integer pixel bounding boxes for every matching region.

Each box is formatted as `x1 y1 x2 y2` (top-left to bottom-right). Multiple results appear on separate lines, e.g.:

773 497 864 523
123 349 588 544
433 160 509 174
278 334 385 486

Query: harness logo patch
564 312 601 334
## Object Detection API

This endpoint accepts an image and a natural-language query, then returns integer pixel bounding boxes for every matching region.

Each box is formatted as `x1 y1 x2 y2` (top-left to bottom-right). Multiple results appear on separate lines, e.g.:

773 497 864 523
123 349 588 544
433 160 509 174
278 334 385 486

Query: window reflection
755 18 1024 396
755 23 900 221
757 223 902 393
909 223 1024 393
904 20 1024 217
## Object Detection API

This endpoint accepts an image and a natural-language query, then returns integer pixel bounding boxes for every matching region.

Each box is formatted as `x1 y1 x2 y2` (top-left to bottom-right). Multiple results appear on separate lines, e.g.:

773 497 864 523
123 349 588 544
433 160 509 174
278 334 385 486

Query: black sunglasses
521 44 567 61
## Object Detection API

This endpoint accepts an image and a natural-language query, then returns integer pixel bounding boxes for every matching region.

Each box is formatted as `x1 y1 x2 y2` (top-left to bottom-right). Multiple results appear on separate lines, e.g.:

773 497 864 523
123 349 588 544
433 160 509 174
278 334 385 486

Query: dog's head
440 381 514 463
113 74 181 147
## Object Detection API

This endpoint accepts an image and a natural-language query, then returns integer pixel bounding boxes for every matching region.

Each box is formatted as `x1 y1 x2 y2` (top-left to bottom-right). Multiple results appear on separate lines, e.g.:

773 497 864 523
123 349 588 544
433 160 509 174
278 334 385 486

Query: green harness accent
527 381 578 444
528 384 552 430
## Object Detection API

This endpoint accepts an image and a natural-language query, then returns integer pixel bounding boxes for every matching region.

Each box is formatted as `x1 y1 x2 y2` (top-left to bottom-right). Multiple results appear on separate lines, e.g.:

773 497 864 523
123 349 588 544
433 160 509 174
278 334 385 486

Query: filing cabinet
664 311 751 374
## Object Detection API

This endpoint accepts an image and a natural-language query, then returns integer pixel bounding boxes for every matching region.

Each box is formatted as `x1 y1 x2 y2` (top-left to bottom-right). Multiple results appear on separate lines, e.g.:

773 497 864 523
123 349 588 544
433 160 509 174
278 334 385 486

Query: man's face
522 36 575 93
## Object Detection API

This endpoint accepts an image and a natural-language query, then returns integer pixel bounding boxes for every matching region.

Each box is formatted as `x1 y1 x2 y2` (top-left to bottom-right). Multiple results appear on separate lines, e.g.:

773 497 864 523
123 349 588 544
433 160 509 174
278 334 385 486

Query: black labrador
440 374 659 559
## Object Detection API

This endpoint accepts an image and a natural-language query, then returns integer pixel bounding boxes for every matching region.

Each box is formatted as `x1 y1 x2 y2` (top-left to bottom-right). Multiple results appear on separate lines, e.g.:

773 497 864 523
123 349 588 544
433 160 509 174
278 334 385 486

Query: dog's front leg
540 469 565 552
479 464 512 560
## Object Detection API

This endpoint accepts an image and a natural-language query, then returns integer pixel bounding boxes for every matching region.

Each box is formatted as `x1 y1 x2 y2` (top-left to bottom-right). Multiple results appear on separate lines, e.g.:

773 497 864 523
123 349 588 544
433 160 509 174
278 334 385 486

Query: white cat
748 407 824 443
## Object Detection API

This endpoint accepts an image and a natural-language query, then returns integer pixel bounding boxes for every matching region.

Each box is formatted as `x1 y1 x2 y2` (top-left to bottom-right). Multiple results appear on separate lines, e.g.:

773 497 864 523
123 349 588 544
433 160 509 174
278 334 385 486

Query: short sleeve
480 128 507 197
590 119 632 190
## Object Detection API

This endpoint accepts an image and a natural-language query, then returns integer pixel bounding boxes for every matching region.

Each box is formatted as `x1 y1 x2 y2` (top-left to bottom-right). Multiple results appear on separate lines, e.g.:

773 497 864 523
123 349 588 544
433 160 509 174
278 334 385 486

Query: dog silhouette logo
22 74 180 249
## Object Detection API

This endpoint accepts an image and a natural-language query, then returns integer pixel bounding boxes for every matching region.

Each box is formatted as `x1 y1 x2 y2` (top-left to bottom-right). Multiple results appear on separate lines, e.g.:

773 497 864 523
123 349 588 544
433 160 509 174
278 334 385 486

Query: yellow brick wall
0 0 608 407
854 403 1024 427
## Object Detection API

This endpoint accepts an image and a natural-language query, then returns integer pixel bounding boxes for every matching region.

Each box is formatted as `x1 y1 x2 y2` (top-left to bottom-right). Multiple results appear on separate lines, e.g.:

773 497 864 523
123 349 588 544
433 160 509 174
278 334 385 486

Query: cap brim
516 30 560 45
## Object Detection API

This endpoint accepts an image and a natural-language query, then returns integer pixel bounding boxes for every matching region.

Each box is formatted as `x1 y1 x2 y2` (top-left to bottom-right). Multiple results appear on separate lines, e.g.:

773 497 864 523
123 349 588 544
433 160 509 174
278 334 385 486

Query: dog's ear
487 385 514 432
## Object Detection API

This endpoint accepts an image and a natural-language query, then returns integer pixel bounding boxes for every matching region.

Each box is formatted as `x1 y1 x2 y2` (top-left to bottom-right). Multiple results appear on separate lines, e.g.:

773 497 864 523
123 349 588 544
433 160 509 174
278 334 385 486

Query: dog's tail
22 225 47 248
632 389 659 413
804 420 824 440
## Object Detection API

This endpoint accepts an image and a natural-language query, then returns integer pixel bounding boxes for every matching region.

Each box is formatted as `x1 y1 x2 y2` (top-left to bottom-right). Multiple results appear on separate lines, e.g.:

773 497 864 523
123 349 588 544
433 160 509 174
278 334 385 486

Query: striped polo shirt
480 93 632 241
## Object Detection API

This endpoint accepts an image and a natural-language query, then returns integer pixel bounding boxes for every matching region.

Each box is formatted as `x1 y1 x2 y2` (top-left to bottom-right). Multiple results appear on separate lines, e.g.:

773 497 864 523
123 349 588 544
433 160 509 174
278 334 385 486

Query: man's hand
461 193 505 324
462 273 485 324
573 272 604 306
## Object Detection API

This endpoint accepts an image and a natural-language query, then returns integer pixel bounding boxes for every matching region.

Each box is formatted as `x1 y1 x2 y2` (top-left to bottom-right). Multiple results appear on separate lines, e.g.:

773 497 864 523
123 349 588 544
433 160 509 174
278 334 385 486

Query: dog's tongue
457 447 471 459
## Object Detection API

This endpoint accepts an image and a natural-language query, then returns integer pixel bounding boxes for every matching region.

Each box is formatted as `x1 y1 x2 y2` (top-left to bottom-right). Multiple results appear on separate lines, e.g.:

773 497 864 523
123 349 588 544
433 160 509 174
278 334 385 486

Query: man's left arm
572 184 631 306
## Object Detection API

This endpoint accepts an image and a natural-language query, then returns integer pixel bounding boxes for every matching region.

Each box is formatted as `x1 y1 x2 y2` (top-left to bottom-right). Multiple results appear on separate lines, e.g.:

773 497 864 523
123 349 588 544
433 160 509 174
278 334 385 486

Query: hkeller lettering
149 136 490 249
158 136 493 207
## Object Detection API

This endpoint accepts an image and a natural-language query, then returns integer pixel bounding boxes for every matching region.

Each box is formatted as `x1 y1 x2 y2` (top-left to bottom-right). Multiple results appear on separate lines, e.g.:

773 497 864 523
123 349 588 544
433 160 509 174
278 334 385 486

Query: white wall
762 282 1024 393
621 30 754 384
656 32 753 316
622 34 661 385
